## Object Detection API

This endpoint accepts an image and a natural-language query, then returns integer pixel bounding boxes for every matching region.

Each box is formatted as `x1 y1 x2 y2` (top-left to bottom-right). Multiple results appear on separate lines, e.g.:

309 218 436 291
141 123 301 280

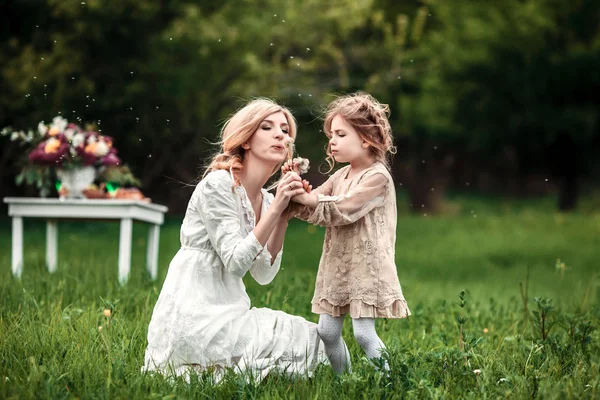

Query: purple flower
102 152 121 166
28 141 69 165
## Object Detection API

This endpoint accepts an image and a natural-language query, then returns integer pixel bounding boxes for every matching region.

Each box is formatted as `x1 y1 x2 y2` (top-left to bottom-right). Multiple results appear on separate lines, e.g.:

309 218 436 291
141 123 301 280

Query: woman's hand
282 161 311 193
271 171 305 213
281 159 299 175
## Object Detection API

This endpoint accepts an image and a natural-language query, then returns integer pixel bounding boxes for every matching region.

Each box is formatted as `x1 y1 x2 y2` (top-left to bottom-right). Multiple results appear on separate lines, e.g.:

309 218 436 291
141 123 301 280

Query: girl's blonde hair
323 92 396 172
204 98 297 185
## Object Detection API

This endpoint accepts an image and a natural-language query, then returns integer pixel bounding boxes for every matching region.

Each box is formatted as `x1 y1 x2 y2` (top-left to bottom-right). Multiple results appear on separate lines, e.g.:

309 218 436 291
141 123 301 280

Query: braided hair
323 92 396 172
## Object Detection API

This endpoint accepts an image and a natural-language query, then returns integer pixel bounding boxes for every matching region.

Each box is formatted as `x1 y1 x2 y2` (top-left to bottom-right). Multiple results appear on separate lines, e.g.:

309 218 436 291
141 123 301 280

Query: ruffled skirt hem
312 298 411 319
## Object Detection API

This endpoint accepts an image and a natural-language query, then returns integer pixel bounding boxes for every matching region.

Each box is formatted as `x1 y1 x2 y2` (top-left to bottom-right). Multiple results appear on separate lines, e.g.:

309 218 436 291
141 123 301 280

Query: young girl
143 99 325 382
287 92 410 373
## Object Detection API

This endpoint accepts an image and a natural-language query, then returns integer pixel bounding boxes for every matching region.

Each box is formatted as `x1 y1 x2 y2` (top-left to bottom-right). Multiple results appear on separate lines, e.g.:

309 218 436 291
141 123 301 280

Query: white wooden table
4 197 168 284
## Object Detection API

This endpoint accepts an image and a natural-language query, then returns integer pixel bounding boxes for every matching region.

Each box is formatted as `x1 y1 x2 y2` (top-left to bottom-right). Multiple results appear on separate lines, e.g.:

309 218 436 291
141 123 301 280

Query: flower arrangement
2 116 140 198
22 116 121 168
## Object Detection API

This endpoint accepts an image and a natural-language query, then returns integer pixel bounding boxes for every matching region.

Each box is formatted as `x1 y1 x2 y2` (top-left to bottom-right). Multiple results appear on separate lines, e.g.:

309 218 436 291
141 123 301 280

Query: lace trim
229 168 273 230
312 298 411 319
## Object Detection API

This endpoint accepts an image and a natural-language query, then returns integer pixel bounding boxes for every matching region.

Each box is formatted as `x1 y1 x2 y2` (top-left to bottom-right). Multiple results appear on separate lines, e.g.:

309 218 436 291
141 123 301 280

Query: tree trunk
393 145 454 214
548 133 579 212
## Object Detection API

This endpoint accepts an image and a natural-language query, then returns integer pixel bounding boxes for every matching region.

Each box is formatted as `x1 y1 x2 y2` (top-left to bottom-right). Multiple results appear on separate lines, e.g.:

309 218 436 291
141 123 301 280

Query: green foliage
98 165 142 187
15 165 55 198
407 0 600 158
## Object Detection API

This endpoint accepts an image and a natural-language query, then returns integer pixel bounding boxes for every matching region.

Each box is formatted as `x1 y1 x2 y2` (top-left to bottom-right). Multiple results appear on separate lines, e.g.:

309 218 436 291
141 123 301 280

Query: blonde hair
323 92 395 172
204 98 297 185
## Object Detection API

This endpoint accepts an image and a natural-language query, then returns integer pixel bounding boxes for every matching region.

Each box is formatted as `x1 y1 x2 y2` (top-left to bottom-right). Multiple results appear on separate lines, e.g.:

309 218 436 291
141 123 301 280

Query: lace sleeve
288 172 336 221
249 244 283 285
197 172 263 278
249 192 282 285
307 172 387 227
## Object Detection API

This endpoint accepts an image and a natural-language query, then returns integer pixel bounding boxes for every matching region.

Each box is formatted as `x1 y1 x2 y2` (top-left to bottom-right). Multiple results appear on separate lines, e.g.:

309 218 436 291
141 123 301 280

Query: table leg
46 220 58 273
12 217 24 278
146 224 160 280
118 218 133 284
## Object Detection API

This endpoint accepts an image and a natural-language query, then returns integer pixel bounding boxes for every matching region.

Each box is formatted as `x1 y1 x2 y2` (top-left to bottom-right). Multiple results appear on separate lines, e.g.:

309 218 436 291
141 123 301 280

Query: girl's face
328 114 370 164
244 111 291 165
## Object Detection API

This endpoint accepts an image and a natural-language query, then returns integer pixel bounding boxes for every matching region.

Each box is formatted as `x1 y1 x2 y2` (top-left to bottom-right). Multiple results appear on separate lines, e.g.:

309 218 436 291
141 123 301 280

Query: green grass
0 195 599 399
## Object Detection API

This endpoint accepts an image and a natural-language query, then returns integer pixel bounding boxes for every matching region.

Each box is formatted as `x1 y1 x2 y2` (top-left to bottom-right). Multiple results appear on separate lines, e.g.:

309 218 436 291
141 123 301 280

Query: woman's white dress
143 169 325 381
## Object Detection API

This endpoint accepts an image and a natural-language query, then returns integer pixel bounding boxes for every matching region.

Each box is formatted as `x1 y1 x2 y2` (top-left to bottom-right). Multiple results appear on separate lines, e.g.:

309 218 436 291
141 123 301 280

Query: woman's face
245 111 291 165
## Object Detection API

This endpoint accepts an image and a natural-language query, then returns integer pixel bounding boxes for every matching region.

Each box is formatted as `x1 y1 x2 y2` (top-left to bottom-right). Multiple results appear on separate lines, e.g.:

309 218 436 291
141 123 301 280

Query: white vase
56 166 96 199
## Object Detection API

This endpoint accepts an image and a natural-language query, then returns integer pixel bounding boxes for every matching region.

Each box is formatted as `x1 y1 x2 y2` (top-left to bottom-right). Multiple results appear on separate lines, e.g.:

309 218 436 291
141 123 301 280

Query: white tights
317 314 388 374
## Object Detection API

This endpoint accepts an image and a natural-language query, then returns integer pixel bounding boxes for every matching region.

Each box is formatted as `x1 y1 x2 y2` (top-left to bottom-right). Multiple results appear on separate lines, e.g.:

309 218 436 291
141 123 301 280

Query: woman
143 99 325 382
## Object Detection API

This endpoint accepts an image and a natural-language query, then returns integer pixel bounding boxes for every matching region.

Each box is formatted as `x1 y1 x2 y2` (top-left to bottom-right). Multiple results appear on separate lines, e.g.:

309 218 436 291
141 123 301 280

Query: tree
407 0 600 210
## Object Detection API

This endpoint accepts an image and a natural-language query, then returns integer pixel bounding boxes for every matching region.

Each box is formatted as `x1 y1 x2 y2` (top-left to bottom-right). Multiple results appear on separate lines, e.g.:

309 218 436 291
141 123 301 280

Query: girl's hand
272 171 305 213
302 179 312 193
